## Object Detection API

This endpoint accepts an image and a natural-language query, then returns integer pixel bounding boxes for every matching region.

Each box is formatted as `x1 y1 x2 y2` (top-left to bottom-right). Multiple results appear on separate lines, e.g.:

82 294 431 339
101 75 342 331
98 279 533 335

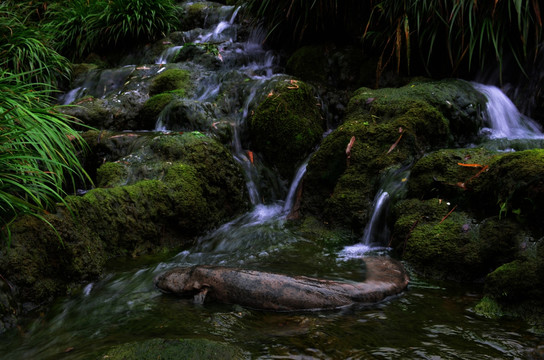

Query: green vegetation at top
1 0 181 72
0 3 70 86
243 0 543 80
45 0 182 60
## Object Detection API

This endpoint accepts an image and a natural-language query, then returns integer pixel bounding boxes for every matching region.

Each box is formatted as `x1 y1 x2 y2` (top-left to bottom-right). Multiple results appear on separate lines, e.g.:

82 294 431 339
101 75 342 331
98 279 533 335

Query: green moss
96 161 128 187
474 296 504 319
149 69 191 96
391 198 451 246
295 215 356 248
302 97 451 230
249 79 324 178
140 93 174 127
471 149 544 226
402 211 481 279
347 79 486 143
0 212 105 304
101 338 245 360
407 147 497 202
485 260 542 303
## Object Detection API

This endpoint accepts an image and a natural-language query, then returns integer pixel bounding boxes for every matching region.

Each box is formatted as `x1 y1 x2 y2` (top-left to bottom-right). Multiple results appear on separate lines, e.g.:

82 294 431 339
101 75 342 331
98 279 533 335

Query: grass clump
0 3 70 86
45 0 182 60
0 70 89 244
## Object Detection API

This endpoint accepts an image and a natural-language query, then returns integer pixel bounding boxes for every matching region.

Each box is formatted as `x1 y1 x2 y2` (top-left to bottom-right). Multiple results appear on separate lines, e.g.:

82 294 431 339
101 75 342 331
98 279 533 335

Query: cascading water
153 5 283 205
339 167 410 259
1 2 541 359
473 82 543 139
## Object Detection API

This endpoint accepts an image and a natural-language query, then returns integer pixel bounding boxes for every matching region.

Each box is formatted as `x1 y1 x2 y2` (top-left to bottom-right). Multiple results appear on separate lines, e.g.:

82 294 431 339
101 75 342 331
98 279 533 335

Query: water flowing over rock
1 0 543 357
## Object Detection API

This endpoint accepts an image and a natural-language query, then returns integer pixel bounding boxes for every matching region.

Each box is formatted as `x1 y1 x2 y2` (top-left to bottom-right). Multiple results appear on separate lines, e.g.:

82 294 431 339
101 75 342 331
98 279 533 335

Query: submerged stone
101 338 246 360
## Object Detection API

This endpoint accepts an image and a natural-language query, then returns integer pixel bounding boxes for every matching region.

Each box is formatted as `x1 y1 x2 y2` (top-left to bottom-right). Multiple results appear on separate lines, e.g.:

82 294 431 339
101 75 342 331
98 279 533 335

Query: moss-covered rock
248 79 324 178
470 149 544 228
302 99 450 230
101 338 246 360
140 93 175 128
347 79 486 143
390 196 528 280
485 258 543 303
300 79 488 233
396 204 482 280
149 68 191 96
97 161 128 187
0 132 248 310
407 147 498 204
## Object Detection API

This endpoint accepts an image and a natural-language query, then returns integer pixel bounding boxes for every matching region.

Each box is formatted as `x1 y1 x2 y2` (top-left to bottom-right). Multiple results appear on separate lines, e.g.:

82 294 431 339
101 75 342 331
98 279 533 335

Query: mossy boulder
101 338 246 360
407 147 498 205
149 68 191 96
391 195 529 280
476 241 544 330
300 79 488 233
302 99 450 230
248 79 324 178
96 161 128 187
0 132 248 309
470 149 544 228
347 79 486 143
140 93 175 128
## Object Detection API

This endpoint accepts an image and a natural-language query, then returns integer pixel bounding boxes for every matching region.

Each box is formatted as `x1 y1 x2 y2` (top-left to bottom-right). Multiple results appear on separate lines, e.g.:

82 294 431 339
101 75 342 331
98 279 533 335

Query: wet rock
0 132 249 309
406 147 497 206
154 257 409 310
149 68 192 96
301 79 487 233
470 149 544 227
248 78 324 179
0 277 19 334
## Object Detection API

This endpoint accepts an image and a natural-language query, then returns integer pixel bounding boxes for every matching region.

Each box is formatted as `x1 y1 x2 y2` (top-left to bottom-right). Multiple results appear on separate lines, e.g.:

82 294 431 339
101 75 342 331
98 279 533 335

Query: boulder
0 132 249 309
248 79 324 179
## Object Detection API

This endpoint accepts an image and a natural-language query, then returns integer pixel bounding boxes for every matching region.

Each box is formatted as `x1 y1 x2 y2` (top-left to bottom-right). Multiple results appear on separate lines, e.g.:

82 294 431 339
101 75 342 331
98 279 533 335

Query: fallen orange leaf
247 150 254 164
457 163 484 168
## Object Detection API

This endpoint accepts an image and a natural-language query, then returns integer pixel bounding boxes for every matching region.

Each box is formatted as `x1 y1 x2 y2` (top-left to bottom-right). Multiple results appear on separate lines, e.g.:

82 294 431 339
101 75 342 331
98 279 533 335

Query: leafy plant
46 0 182 59
242 0 369 46
364 0 543 81
0 3 71 86
0 70 89 244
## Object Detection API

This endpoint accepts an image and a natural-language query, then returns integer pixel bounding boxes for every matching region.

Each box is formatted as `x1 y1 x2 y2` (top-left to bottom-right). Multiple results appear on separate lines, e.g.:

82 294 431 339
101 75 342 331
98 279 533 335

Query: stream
0 1 543 359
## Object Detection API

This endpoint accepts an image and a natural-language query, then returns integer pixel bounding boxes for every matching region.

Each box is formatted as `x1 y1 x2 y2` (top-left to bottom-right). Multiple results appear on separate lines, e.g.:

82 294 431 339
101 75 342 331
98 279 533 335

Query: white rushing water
473 82 544 139
152 5 283 206
339 167 410 259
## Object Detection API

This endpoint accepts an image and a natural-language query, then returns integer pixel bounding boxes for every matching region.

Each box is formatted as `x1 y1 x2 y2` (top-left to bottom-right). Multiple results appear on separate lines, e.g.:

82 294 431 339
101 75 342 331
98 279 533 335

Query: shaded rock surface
0 132 248 308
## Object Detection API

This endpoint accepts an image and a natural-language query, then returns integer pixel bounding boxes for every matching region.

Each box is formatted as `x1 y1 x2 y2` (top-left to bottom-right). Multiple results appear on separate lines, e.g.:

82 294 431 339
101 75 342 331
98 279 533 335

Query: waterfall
282 160 309 216
155 46 182 65
473 83 543 139
339 167 410 259
360 190 390 246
